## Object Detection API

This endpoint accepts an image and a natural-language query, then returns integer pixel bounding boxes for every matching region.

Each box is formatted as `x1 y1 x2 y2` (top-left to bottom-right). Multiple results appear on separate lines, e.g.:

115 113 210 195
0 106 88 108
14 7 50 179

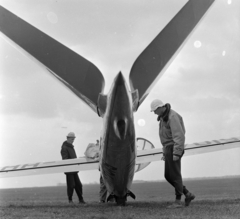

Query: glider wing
136 137 240 164
184 137 240 156
0 137 238 178
0 157 99 178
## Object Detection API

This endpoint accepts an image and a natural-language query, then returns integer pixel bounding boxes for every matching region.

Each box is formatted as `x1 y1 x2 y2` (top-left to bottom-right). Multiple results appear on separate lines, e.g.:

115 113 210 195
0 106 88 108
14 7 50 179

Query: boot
185 192 195 206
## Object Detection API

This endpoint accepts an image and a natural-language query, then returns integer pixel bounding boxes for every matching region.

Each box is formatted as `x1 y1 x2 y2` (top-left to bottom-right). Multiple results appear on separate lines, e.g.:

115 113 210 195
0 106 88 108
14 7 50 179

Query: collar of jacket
157 103 171 122
63 141 74 148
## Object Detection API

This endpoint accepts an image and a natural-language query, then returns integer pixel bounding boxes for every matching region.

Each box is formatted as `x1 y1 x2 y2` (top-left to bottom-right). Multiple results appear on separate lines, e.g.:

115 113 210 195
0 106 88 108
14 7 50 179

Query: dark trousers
164 146 189 199
66 173 83 201
99 175 107 201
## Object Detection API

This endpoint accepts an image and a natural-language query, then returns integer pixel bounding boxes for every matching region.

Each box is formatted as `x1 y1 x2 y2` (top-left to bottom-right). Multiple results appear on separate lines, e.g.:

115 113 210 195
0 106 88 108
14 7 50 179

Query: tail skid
106 189 136 206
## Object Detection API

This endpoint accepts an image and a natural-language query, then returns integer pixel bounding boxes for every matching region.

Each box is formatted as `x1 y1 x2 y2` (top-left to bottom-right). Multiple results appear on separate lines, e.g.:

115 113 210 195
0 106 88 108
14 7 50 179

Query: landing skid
116 196 127 206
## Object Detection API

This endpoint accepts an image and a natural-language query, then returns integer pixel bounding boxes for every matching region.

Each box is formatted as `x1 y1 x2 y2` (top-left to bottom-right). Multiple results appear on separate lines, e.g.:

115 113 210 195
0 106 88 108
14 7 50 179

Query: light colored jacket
159 109 185 157
84 143 100 159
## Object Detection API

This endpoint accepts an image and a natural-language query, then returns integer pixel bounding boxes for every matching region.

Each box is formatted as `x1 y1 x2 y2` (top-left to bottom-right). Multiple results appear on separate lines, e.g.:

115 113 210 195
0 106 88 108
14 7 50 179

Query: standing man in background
150 99 195 208
84 139 112 203
61 132 86 205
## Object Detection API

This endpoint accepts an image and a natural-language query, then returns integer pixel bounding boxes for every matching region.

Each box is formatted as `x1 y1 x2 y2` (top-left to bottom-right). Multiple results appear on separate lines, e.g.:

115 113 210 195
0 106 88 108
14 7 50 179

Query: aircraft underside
99 73 137 205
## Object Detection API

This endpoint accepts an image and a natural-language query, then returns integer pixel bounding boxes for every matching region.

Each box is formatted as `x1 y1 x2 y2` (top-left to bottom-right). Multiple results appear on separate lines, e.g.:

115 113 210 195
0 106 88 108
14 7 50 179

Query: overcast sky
0 0 239 189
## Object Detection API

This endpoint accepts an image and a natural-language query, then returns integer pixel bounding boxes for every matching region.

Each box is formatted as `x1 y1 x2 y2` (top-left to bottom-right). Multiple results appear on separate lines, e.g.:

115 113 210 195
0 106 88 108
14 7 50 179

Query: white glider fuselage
99 72 136 199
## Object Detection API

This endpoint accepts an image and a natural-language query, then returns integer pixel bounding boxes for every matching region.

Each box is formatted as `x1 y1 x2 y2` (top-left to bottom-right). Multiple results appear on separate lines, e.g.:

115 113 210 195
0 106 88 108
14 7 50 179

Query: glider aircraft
0 0 239 205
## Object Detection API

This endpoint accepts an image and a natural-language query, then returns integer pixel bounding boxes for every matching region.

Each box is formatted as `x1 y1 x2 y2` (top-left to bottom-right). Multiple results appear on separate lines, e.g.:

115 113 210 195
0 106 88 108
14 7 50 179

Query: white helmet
67 132 76 138
150 99 165 112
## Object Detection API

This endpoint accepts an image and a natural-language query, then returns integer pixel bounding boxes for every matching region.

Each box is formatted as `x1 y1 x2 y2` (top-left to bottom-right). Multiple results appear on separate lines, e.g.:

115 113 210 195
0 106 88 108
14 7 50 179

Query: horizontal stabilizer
0 6 105 113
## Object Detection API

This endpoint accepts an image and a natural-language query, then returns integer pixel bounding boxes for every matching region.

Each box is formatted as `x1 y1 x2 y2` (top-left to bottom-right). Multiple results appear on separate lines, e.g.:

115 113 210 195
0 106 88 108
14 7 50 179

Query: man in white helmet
150 99 195 208
61 132 86 204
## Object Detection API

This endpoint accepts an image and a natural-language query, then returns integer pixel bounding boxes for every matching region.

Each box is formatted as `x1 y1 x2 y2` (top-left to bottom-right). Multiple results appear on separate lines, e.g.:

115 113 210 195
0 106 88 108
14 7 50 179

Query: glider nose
114 117 127 140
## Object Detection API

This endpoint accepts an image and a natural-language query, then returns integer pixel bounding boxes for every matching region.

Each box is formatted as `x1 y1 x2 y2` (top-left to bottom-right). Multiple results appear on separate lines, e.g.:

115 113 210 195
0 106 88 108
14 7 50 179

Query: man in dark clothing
99 174 108 203
150 99 195 208
61 132 86 204
84 139 113 203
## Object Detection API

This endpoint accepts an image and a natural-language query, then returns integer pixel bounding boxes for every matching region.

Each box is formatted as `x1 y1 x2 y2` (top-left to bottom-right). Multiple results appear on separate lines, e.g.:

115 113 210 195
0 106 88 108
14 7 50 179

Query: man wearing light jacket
150 99 195 208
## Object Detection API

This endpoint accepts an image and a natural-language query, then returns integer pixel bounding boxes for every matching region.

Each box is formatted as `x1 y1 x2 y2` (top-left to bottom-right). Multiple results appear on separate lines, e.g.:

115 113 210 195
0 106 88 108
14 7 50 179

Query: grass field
0 177 240 219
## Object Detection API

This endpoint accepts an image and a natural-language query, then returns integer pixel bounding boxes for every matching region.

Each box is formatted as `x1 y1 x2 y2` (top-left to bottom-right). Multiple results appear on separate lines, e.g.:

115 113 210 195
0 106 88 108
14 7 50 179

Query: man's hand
161 156 165 161
93 154 99 159
173 155 179 161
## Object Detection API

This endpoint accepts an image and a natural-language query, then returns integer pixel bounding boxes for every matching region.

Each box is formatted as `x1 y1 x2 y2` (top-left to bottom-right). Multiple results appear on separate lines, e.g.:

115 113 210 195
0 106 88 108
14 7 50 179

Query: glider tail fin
0 6 105 113
129 0 215 108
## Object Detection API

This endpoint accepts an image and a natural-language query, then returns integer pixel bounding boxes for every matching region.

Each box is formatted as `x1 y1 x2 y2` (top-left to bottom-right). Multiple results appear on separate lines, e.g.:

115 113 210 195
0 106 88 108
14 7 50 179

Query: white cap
67 132 76 138
150 99 165 112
